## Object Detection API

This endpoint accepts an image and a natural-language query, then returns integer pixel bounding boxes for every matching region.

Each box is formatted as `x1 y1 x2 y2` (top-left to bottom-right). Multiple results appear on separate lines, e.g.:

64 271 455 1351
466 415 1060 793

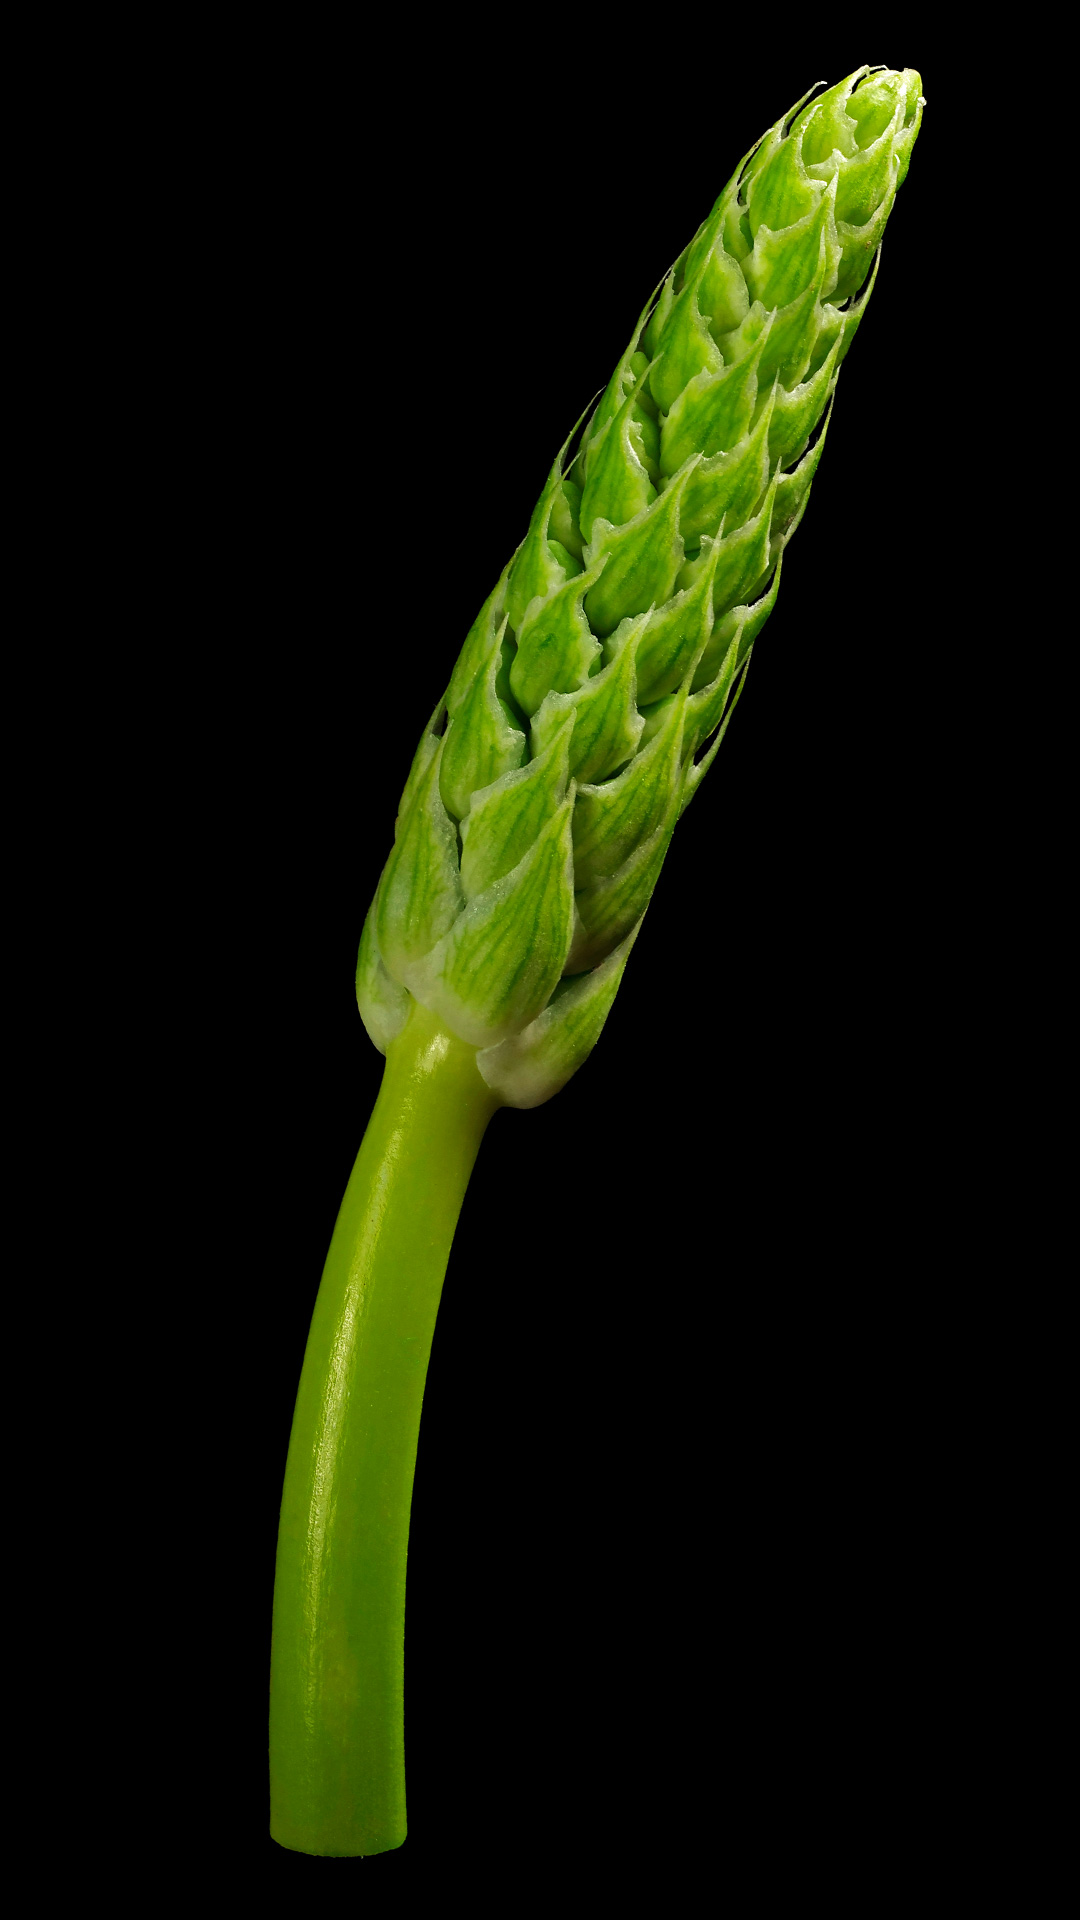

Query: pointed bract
476 921 643 1110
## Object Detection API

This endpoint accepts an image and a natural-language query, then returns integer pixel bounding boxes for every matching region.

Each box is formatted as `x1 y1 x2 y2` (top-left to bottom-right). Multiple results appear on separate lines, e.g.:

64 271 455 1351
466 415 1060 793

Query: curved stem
269 999 500 1857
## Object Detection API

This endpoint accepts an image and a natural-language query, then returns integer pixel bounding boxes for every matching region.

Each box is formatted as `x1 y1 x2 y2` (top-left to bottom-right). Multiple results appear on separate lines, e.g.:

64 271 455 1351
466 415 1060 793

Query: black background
94 20 1016 1896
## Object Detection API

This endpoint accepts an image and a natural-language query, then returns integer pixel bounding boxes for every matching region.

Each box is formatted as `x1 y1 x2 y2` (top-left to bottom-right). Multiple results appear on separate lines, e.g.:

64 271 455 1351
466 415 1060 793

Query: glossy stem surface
270 999 500 1856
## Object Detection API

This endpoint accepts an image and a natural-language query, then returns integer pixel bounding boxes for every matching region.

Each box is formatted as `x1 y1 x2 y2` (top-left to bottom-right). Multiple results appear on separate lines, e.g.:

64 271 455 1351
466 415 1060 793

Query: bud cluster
359 68 923 1106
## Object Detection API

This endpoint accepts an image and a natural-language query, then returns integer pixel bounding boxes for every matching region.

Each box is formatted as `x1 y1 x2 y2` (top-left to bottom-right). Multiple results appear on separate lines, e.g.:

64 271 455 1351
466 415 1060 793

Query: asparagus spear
270 65 924 1856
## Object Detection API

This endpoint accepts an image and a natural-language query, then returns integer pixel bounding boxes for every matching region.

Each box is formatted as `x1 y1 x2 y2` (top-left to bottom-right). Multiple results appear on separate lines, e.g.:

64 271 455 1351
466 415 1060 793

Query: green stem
269 998 500 1856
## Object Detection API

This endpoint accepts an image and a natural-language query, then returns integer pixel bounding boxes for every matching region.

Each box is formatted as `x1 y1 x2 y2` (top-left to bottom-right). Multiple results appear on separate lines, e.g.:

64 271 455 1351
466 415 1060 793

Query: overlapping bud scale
359 67 923 1106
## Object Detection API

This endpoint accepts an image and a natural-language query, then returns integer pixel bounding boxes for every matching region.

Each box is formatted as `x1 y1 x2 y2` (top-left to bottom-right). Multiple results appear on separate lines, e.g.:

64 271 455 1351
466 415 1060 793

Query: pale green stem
269 999 500 1856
